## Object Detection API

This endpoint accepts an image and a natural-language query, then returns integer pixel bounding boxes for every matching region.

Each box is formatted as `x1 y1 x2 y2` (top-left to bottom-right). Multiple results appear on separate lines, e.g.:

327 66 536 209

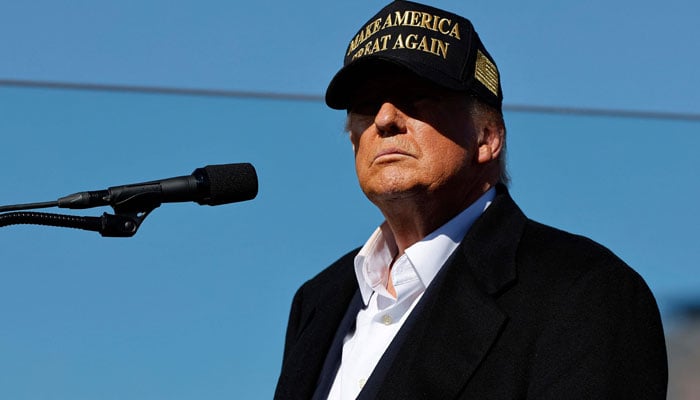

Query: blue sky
2 0 699 113
1 1 698 399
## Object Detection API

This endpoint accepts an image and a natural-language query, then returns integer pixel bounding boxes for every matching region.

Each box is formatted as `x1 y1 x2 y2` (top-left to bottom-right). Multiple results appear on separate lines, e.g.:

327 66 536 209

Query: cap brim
325 55 465 110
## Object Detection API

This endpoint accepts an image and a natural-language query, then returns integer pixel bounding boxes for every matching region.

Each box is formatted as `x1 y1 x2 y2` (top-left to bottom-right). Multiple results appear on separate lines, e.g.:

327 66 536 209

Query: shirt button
359 378 367 388
382 315 393 325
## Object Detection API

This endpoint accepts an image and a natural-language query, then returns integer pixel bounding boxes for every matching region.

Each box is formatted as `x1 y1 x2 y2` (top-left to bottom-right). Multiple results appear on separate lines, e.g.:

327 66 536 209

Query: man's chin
363 185 428 205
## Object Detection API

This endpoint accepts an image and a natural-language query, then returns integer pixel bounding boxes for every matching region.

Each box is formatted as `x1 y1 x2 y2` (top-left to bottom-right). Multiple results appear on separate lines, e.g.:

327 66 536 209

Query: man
275 1 667 399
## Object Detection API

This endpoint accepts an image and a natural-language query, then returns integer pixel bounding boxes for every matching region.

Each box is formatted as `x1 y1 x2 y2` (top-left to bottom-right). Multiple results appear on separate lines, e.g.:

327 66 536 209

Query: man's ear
477 121 504 164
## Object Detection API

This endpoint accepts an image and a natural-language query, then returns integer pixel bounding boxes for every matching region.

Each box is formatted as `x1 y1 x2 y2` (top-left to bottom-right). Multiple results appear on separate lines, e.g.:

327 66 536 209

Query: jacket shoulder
297 247 360 295
519 219 635 280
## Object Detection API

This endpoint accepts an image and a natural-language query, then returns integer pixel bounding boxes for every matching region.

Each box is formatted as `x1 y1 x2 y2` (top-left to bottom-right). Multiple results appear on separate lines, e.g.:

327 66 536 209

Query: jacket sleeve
281 284 306 367
527 260 668 399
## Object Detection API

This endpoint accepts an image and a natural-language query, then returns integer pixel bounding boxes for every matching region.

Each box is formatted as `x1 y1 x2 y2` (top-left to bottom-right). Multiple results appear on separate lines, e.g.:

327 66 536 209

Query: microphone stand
0 210 154 237
0 197 158 237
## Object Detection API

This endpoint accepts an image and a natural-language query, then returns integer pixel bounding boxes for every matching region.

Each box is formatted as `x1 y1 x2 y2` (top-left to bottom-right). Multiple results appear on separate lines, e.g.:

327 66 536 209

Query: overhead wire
2 78 699 122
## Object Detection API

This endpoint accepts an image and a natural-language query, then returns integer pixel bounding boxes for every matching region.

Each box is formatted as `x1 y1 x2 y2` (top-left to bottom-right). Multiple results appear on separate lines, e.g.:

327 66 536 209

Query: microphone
56 163 258 211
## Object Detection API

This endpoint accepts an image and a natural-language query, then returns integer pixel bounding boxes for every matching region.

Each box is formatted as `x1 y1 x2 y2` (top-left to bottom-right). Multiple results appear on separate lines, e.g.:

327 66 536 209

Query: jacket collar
460 184 524 295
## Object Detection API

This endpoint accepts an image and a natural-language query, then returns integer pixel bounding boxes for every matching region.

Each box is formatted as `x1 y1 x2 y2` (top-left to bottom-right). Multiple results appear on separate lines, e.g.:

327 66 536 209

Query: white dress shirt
327 188 495 399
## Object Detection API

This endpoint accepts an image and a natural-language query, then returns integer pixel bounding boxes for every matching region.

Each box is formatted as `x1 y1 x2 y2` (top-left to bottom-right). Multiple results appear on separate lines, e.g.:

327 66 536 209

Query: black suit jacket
275 187 667 399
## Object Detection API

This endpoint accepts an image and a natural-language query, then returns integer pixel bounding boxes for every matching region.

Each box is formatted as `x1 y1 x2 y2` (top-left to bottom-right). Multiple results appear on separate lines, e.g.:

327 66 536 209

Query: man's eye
389 94 427 115
407 92 439 106
350 101 381 115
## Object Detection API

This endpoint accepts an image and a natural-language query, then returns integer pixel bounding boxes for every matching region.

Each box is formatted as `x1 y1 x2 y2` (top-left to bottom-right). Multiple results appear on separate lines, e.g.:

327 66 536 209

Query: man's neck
376 182 494 255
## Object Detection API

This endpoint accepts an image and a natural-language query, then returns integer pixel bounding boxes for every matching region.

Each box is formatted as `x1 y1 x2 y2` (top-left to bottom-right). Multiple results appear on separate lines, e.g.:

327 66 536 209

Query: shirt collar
354 187 496 305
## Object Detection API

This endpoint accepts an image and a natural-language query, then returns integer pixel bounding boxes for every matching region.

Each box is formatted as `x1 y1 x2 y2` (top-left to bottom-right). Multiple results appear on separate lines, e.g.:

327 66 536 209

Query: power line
0 78 322 102
2 78 700 122
504 104 700 122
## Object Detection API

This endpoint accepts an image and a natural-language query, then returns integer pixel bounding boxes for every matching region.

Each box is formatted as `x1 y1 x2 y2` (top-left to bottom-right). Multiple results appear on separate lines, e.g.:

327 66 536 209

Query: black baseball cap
325 0 503 111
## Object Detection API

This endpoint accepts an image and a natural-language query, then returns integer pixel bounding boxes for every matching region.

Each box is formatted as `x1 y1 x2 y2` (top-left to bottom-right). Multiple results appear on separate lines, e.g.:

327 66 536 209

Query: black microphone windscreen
200 163 258 206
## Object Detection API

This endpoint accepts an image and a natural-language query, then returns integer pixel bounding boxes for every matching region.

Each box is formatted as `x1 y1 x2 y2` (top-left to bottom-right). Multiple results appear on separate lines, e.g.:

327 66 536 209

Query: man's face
346 68 486 208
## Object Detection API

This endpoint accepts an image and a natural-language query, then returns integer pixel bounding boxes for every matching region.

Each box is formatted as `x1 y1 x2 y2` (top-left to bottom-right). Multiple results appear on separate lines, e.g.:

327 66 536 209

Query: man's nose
374 102 407 136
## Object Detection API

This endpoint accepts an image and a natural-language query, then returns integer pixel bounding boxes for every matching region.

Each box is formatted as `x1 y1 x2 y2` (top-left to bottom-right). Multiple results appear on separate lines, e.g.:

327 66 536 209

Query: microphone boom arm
0 208 155 237
1 174 175 237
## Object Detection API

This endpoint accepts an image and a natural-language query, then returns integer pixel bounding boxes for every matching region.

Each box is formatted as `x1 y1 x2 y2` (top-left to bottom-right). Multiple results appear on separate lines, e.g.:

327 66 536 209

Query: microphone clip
99 208 155 237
